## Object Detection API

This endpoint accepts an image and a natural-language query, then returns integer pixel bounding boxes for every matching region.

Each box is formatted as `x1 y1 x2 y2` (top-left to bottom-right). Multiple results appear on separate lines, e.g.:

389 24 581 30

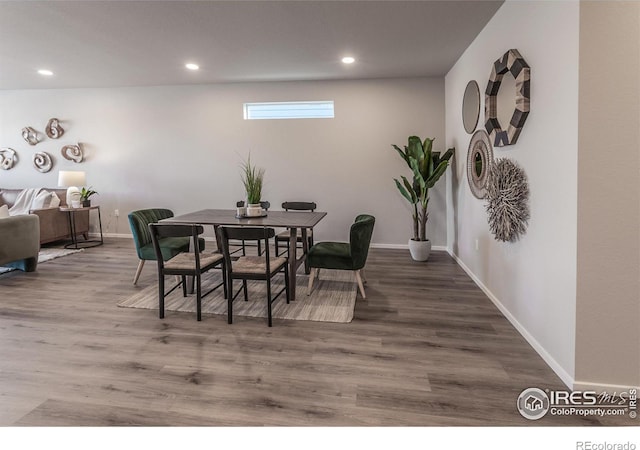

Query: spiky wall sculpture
486 158 530 242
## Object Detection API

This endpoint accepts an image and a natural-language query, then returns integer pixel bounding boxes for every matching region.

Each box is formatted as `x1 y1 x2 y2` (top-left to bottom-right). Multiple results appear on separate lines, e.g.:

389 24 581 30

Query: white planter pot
408 239 432 261
246 203 263 217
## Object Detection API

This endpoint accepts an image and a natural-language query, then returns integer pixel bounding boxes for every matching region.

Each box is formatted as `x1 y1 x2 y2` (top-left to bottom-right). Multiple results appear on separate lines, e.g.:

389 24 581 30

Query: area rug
118 269 357 323
0 247 84 274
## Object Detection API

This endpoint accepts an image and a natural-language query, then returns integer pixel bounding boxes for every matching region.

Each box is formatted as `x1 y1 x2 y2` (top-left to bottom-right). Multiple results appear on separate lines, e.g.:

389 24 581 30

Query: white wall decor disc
61 144 83 163
0 148 17 170
33 152 53 173
22 126 39 145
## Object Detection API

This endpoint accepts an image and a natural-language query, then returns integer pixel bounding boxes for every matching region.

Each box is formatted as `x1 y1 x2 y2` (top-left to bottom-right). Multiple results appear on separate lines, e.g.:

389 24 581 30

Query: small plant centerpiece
79 187 98 207
392 136 454 261
240 155 265 217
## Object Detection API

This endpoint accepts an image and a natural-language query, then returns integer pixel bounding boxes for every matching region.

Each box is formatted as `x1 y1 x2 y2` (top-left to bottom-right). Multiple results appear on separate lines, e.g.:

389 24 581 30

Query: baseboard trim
93 232 131 239
448 249 575 390
370 243 447 251
99 235 447 250
572 381 640 393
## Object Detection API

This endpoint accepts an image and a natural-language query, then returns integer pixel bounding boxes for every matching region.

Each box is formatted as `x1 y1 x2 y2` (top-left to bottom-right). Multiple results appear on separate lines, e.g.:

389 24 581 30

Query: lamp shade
58 171 86 188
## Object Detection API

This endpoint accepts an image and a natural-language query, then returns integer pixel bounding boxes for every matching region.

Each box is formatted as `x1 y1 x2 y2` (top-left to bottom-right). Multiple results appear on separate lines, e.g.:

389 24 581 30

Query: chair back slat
152 223 203 238
281 201 316 212
149 223 203 269
350 214 375 270
217 226 274 274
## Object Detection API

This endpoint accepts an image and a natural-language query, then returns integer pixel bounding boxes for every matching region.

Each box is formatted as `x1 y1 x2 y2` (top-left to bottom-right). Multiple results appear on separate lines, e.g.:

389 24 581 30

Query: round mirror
474 151 483 177
462 80 480 134
467 129 494 199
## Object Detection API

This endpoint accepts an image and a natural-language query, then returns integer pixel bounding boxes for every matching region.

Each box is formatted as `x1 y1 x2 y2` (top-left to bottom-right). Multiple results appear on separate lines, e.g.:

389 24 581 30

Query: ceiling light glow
341 56 355 64
37 69 53 76
185 63 199 71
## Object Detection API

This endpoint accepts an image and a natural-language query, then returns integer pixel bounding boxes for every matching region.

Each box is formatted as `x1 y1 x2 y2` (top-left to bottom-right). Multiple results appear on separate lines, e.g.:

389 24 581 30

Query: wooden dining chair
216 226 289 327
233 200 271 255
149 223 225 321
275 201 316 274
128 208 205 285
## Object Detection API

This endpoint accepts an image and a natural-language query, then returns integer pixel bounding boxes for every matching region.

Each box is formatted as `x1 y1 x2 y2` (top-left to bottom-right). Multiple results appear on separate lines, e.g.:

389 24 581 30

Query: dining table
161 208 327 301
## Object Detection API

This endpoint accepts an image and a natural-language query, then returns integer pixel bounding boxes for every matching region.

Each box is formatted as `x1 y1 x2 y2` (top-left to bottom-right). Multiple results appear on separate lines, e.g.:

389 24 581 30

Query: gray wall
575 1 640 389
445 1 580 386
0 77 446 246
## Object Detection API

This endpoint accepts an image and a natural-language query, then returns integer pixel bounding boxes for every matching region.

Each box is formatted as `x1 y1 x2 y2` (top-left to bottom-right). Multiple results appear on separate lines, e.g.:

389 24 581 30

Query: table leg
97 207 104 244
301 228 310 274
64 211 78 249
288 227 298 301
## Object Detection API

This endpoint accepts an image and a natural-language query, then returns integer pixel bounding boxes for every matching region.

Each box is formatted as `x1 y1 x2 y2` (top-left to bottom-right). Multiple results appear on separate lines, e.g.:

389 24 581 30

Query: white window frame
243 101 335 120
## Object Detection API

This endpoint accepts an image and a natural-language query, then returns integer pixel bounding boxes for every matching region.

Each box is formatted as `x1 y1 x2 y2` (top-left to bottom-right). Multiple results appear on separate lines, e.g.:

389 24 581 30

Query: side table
60 205 104 249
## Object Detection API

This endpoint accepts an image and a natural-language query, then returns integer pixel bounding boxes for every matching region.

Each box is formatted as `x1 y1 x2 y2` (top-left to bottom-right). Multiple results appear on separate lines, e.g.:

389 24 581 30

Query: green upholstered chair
128 208 204 285
306 214 375 299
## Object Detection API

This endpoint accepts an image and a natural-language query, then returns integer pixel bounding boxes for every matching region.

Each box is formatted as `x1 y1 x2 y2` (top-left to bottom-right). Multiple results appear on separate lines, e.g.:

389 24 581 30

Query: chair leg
133 260 145 285
307 267 316 295
196 273 202 321
242 280 248 301
222 265 228 299
227 278 234 324
355 270 366 299
284 266 290 304
181 275 187 297
158 273 165 319
266 277 273 327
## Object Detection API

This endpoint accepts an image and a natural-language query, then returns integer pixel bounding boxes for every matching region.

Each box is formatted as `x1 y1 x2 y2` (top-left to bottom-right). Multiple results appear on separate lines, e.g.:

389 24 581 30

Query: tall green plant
241 155 265 204
393 136 455 241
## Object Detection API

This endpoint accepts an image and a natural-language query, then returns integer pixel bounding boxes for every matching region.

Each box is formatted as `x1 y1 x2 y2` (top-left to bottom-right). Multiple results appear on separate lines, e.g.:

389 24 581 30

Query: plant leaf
394 178 416 204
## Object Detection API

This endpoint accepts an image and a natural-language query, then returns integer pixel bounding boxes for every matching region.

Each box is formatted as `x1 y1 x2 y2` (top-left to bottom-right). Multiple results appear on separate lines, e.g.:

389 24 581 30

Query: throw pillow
31 190 54 209
49 192 61 208
0 204 9 218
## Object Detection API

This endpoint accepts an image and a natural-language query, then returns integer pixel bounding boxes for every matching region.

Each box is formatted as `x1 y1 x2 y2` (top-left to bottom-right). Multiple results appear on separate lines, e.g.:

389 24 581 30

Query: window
243 101 334 120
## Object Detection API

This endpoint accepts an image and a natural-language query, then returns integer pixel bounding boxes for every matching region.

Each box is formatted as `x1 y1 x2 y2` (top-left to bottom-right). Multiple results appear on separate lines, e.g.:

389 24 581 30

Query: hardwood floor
0 238 629 426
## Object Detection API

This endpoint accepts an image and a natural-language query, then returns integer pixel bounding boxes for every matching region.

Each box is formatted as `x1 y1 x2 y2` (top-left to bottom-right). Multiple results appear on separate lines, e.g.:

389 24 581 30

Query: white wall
576 1 640 390
445 1 580 386
0 78 446 246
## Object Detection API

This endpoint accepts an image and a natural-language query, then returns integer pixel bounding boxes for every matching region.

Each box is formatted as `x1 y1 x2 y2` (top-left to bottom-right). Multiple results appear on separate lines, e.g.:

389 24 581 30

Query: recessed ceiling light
341 56 355 64
185 63 199 71
37 69 54 76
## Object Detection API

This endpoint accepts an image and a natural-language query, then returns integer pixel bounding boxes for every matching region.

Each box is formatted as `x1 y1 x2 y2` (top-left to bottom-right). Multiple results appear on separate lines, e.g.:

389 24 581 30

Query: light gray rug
0 247 84 274
118 269 357 323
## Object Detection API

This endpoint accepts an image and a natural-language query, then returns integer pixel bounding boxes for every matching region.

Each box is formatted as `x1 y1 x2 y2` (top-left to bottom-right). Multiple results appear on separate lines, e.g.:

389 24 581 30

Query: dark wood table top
163 209 327 228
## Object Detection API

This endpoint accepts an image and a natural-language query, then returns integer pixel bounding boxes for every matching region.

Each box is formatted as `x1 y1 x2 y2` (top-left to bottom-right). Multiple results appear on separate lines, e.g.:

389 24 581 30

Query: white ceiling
0 0 503 90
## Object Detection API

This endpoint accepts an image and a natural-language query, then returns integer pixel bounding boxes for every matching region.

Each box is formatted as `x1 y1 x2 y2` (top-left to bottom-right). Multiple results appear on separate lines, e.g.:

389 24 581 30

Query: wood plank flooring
0 238 630 426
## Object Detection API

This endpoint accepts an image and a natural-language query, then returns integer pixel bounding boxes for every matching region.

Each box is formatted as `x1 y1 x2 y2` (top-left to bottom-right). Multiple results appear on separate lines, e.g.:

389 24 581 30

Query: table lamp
58 170 86 207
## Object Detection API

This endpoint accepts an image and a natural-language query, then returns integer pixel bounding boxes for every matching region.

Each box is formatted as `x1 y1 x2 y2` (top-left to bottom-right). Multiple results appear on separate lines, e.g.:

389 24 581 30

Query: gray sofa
0 214 40 271
0 188 89 245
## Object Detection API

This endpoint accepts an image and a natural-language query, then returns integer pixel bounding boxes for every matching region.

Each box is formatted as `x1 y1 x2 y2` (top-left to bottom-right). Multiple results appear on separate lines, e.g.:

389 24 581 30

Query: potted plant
79 187 98 207
240 155 265 217
392 136 454 261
